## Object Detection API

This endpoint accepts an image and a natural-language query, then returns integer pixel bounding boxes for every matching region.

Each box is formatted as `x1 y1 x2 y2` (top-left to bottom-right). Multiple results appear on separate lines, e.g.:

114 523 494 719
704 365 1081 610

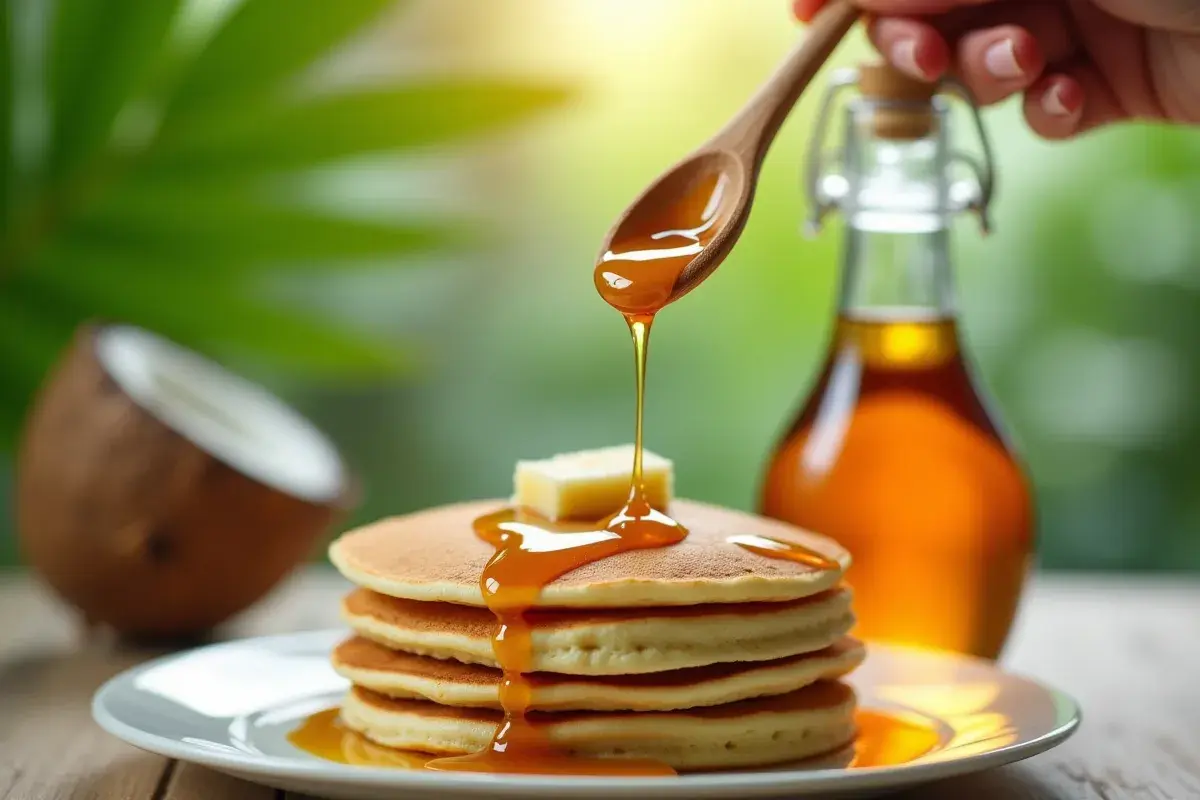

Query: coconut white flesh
96 325 346 504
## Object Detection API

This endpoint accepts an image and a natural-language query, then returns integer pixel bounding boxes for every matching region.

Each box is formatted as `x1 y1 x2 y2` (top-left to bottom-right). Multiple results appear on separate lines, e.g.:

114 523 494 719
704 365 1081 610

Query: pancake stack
328 498 865 770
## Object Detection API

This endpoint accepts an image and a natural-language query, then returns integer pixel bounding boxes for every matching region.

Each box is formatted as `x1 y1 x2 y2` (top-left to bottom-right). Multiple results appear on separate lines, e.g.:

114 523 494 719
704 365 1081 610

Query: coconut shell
16 323 354 638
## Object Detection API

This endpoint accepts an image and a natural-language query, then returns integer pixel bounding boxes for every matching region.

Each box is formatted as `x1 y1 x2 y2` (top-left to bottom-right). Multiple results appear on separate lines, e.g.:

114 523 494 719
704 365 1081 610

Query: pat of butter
514 444 673 522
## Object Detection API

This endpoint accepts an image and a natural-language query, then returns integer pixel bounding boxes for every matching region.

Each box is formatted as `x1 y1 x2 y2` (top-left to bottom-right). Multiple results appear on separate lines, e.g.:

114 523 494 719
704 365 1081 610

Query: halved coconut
17 323 355 638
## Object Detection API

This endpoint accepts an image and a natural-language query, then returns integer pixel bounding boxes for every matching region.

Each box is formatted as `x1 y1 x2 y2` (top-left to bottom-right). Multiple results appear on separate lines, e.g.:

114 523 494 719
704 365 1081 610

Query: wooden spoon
594 0 859 316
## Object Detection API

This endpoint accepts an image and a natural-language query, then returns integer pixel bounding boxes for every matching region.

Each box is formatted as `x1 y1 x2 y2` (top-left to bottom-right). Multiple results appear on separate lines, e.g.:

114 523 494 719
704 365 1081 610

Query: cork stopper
858 61 937 140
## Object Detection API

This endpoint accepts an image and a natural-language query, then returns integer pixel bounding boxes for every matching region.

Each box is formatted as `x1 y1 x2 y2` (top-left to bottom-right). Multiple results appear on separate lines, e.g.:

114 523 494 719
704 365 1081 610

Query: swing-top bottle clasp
803 62 996 237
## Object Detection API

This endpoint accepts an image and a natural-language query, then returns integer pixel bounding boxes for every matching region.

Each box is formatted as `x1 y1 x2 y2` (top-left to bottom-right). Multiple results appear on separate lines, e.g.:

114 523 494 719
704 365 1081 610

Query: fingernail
984 39 1023 80
1043 83 1072 116
891 40 926 80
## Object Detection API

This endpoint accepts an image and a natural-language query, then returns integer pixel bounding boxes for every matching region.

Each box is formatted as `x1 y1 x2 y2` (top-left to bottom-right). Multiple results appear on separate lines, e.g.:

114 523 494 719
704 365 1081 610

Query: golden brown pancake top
330 498 849 607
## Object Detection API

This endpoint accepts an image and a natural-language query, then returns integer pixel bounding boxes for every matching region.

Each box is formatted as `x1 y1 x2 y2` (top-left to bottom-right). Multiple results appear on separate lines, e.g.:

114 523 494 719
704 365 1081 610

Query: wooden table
1 569 1198 799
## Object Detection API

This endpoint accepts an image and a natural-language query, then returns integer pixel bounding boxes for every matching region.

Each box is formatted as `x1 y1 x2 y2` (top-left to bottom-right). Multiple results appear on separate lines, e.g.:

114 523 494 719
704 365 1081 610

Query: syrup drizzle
426 314 685 775
427 178 732 774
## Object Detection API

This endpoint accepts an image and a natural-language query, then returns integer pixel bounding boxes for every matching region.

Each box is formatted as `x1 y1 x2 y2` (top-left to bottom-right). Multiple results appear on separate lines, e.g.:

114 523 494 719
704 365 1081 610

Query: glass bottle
758 63 1035 660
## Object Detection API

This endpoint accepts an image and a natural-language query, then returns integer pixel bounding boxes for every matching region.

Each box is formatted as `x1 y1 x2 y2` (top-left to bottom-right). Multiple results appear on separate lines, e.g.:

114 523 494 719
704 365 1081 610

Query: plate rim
91 629 1082 796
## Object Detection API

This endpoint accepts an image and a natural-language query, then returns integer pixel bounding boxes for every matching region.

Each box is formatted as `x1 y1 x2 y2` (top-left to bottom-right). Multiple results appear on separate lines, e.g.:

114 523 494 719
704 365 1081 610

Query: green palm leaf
46 0 183 181
17 258 408 375
67 182 467 263
0 5 12 224
150 83 572 176
0 0 568 446
0 277 86 451
0 287 69 404
164 0 398 121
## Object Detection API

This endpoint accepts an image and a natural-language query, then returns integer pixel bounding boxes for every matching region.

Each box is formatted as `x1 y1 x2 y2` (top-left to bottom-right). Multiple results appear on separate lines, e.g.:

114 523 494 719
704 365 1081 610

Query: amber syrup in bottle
759 63 1034 660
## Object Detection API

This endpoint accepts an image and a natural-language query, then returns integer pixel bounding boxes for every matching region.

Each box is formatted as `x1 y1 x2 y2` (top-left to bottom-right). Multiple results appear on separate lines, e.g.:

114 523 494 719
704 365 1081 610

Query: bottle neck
840 227 955 319
836 101 957 320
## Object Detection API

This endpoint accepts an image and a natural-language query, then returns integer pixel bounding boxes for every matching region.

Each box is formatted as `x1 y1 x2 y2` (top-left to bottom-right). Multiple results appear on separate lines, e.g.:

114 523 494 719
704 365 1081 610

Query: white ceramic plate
92 630 1079 799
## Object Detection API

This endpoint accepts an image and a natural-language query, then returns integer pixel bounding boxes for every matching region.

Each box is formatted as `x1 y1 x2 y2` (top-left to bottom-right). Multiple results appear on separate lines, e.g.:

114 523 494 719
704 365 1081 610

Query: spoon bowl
594 0 858 314
595 150 747 314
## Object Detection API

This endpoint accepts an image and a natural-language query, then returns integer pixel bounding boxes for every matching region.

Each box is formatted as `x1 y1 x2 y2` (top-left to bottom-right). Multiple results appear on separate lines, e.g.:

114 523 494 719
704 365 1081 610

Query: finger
954 25 1045 105
1023 74 1085 138
1023 65 1125 139
867 17 953 80
933 2 1078 65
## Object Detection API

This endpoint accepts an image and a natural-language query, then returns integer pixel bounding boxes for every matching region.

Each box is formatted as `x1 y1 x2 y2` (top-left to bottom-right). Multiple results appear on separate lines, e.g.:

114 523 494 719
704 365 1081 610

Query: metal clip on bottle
803 62 996 238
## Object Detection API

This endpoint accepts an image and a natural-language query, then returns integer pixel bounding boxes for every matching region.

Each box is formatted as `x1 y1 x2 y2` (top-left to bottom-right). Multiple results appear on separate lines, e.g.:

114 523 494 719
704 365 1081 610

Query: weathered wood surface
1 569 1197 799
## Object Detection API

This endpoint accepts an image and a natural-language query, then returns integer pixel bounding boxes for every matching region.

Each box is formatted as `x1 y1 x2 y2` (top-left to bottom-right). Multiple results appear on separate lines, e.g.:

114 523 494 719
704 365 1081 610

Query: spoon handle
709 0 859 166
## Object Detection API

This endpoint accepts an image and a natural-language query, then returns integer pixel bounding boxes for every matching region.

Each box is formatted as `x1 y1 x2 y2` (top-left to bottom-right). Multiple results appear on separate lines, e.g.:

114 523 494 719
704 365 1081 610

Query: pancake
329 498 850 609
340 682 858 770
341 587 856 674
333 635 864 711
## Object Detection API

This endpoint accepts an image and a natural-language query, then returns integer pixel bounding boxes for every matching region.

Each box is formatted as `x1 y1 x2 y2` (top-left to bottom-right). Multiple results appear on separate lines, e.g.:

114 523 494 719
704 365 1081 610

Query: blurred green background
3 0 1199 572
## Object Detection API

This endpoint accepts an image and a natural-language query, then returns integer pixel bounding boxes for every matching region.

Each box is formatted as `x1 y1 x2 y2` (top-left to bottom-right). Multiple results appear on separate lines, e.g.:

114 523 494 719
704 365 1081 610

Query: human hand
794 0 1200 139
